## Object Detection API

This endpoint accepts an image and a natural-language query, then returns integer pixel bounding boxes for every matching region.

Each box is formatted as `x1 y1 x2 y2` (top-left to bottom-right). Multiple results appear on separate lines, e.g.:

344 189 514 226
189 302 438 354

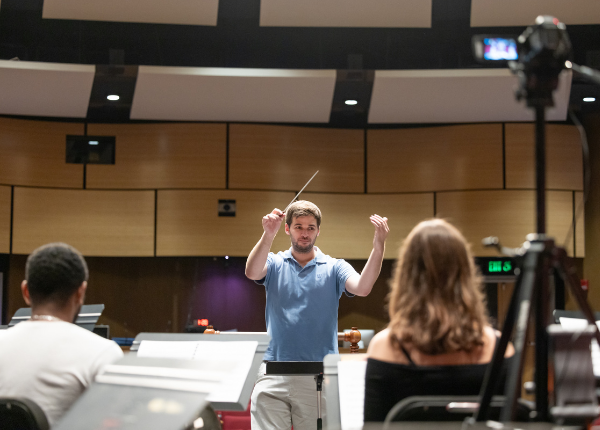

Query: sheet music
337 360 367 430
558 317 600 377
137 340 258 402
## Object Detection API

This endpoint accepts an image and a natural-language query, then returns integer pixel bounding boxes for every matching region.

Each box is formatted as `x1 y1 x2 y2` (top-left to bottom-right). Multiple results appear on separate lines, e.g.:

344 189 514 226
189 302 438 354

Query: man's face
285 215 320 254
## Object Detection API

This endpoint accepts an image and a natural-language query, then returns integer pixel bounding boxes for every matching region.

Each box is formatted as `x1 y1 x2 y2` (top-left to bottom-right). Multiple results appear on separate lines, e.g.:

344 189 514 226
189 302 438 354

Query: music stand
130 332 270 411
265 361 325 430
8 304 105 331
54 354 212 430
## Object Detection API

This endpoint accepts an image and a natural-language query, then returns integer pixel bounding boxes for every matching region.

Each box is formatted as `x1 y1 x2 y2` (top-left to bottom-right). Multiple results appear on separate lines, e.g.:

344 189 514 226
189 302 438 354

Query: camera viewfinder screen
483 37 518 61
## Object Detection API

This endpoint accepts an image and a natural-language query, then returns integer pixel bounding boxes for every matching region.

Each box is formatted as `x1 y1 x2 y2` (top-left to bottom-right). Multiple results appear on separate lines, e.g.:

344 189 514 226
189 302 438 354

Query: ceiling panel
42 0 219 26
471 0 600 27
368 69 572 124
260 0 431 27
0 60 95 118
131 67 336 122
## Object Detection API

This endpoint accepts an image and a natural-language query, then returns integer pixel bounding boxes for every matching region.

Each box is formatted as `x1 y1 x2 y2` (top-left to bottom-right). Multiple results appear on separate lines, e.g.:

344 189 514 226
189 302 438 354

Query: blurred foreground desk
54 332 269 430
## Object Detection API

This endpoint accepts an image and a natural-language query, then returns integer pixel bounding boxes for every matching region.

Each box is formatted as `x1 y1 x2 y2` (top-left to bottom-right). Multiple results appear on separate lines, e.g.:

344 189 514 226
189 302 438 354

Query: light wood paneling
0 117 84 188
505 124 583 190
367 124 503 193
301 192 434 259
436 190 578 256
86 123 226 189
12 187 155 256
229 124 364 193
0 186 11 253
157 190 296 256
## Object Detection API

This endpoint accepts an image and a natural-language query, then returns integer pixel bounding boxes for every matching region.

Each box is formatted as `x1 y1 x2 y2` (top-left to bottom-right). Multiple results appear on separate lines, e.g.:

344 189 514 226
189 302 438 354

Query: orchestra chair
383 396 534 424
0 397 49 430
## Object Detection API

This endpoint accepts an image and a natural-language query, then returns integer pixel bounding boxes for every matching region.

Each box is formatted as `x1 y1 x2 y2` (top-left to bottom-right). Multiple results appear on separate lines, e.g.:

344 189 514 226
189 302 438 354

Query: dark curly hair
25 243 88 305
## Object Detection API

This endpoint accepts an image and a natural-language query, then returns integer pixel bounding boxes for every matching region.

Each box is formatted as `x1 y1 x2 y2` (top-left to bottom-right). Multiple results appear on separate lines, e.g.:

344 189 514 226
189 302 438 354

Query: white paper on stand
558 317 600 377
137 340 258 402
337 360 367 430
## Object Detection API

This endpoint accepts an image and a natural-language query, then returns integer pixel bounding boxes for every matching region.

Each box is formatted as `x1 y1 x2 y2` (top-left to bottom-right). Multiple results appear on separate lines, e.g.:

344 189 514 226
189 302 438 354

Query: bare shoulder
366 328 390 356
483 326 515 358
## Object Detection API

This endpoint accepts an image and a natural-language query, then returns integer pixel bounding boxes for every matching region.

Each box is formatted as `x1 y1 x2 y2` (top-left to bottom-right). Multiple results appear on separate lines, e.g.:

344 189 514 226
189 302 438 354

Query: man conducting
0 243 123 426
245 200 389 430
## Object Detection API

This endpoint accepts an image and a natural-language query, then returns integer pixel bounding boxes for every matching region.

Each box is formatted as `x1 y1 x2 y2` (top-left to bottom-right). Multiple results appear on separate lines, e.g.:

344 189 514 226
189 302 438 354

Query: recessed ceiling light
345 100 358 106
107 95 120 101
583 97 596 102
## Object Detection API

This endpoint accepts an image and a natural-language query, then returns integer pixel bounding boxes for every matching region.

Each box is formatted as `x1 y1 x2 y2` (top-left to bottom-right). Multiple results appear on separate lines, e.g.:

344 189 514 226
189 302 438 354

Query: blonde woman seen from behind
364 219 514 421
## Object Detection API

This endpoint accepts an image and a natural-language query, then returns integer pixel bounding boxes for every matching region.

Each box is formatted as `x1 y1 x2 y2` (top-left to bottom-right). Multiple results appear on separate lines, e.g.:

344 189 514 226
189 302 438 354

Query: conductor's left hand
370 215 389 251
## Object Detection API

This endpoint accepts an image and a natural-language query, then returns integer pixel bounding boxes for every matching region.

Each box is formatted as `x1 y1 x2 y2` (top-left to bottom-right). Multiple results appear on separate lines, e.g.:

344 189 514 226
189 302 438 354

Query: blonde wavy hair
388 219 488 355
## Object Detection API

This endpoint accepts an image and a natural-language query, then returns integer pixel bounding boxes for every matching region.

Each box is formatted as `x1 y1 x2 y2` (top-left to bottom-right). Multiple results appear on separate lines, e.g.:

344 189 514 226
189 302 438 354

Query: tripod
474 16 600 423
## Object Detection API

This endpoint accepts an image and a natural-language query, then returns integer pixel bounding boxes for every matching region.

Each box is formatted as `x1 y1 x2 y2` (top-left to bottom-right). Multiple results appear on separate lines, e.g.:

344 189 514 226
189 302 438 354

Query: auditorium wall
0 117 586 334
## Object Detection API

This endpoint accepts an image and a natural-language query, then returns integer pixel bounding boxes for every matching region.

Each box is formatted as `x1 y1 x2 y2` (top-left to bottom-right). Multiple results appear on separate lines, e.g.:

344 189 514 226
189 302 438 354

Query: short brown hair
286 200 322 228
388 219 488 355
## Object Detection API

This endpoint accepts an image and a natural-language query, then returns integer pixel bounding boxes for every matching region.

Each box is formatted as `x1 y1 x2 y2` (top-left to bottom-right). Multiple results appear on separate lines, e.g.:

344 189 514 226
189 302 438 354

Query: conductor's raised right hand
262 208 285 237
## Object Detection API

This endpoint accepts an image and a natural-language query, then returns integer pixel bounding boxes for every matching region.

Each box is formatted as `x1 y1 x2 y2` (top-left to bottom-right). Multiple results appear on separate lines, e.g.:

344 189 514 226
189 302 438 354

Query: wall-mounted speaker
66 135 116 164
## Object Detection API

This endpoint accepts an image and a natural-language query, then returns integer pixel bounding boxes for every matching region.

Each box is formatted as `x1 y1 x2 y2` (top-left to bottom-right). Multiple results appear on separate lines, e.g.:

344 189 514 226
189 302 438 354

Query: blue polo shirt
257 246 358 362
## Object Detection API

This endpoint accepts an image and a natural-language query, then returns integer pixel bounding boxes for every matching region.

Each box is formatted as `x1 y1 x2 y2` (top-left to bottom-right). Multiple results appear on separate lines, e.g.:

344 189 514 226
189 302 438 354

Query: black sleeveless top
363 344 515 422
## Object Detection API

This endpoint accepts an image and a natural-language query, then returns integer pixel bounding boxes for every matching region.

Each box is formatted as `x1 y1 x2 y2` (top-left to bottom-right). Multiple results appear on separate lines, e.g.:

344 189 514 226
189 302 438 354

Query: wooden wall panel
12 188 155 256
367 124 503 193
86 123 226 189
505 124 583 190
229 124 364 193
0 186 10 253
0 117 84 188
301 192 434 259
157 190 295 256
436 190 578 256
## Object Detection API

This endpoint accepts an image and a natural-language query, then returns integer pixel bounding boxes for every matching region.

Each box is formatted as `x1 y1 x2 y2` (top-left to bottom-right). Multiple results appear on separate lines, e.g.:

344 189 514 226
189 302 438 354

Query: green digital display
488 260 512 273
476 257 516 276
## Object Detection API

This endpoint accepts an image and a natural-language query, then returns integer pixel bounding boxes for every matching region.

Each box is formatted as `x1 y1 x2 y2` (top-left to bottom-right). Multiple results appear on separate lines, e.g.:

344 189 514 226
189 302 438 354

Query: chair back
0 397 49 430
383 395 533 424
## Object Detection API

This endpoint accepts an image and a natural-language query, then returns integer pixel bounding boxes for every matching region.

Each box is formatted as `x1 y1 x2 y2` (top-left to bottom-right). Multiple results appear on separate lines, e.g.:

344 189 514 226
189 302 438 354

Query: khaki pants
251 362 324 430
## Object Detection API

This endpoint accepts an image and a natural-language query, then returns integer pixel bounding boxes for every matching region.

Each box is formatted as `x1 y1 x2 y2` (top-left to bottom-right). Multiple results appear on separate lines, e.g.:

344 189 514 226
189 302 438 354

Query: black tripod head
511 16 572 108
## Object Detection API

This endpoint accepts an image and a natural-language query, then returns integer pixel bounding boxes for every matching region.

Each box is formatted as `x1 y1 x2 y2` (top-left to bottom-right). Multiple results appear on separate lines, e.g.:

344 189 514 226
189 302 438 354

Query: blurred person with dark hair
364 219 514 421
0 243 123 426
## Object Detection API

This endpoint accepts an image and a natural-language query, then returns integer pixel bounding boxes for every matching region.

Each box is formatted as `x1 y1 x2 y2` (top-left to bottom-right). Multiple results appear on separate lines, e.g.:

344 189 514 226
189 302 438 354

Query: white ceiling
471 0 600 27
0 60 95 118
368 69 572 123
259 0 431 28
130 67 337 123
42 0 219 26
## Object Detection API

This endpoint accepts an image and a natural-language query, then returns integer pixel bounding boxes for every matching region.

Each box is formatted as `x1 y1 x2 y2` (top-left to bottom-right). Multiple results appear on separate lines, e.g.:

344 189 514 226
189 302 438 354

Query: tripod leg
476 268 521 421
499 242 546 422
555 249 600 346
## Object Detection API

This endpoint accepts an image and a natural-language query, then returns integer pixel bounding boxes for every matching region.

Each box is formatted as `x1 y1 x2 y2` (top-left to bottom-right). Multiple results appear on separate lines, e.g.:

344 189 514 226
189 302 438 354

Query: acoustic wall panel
436 190 579 257
301 192 434 259
368 124 503 193
369 69 571 123
0 60 94 118
505 124 583 190
471 0 600 27
131 67 336 123
12 188 155 256
0 118 84 188
229 124 364 193
86 123 227 189
0 186 10 254
43 0 219 26
260 0 432 28
157 190 296 257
